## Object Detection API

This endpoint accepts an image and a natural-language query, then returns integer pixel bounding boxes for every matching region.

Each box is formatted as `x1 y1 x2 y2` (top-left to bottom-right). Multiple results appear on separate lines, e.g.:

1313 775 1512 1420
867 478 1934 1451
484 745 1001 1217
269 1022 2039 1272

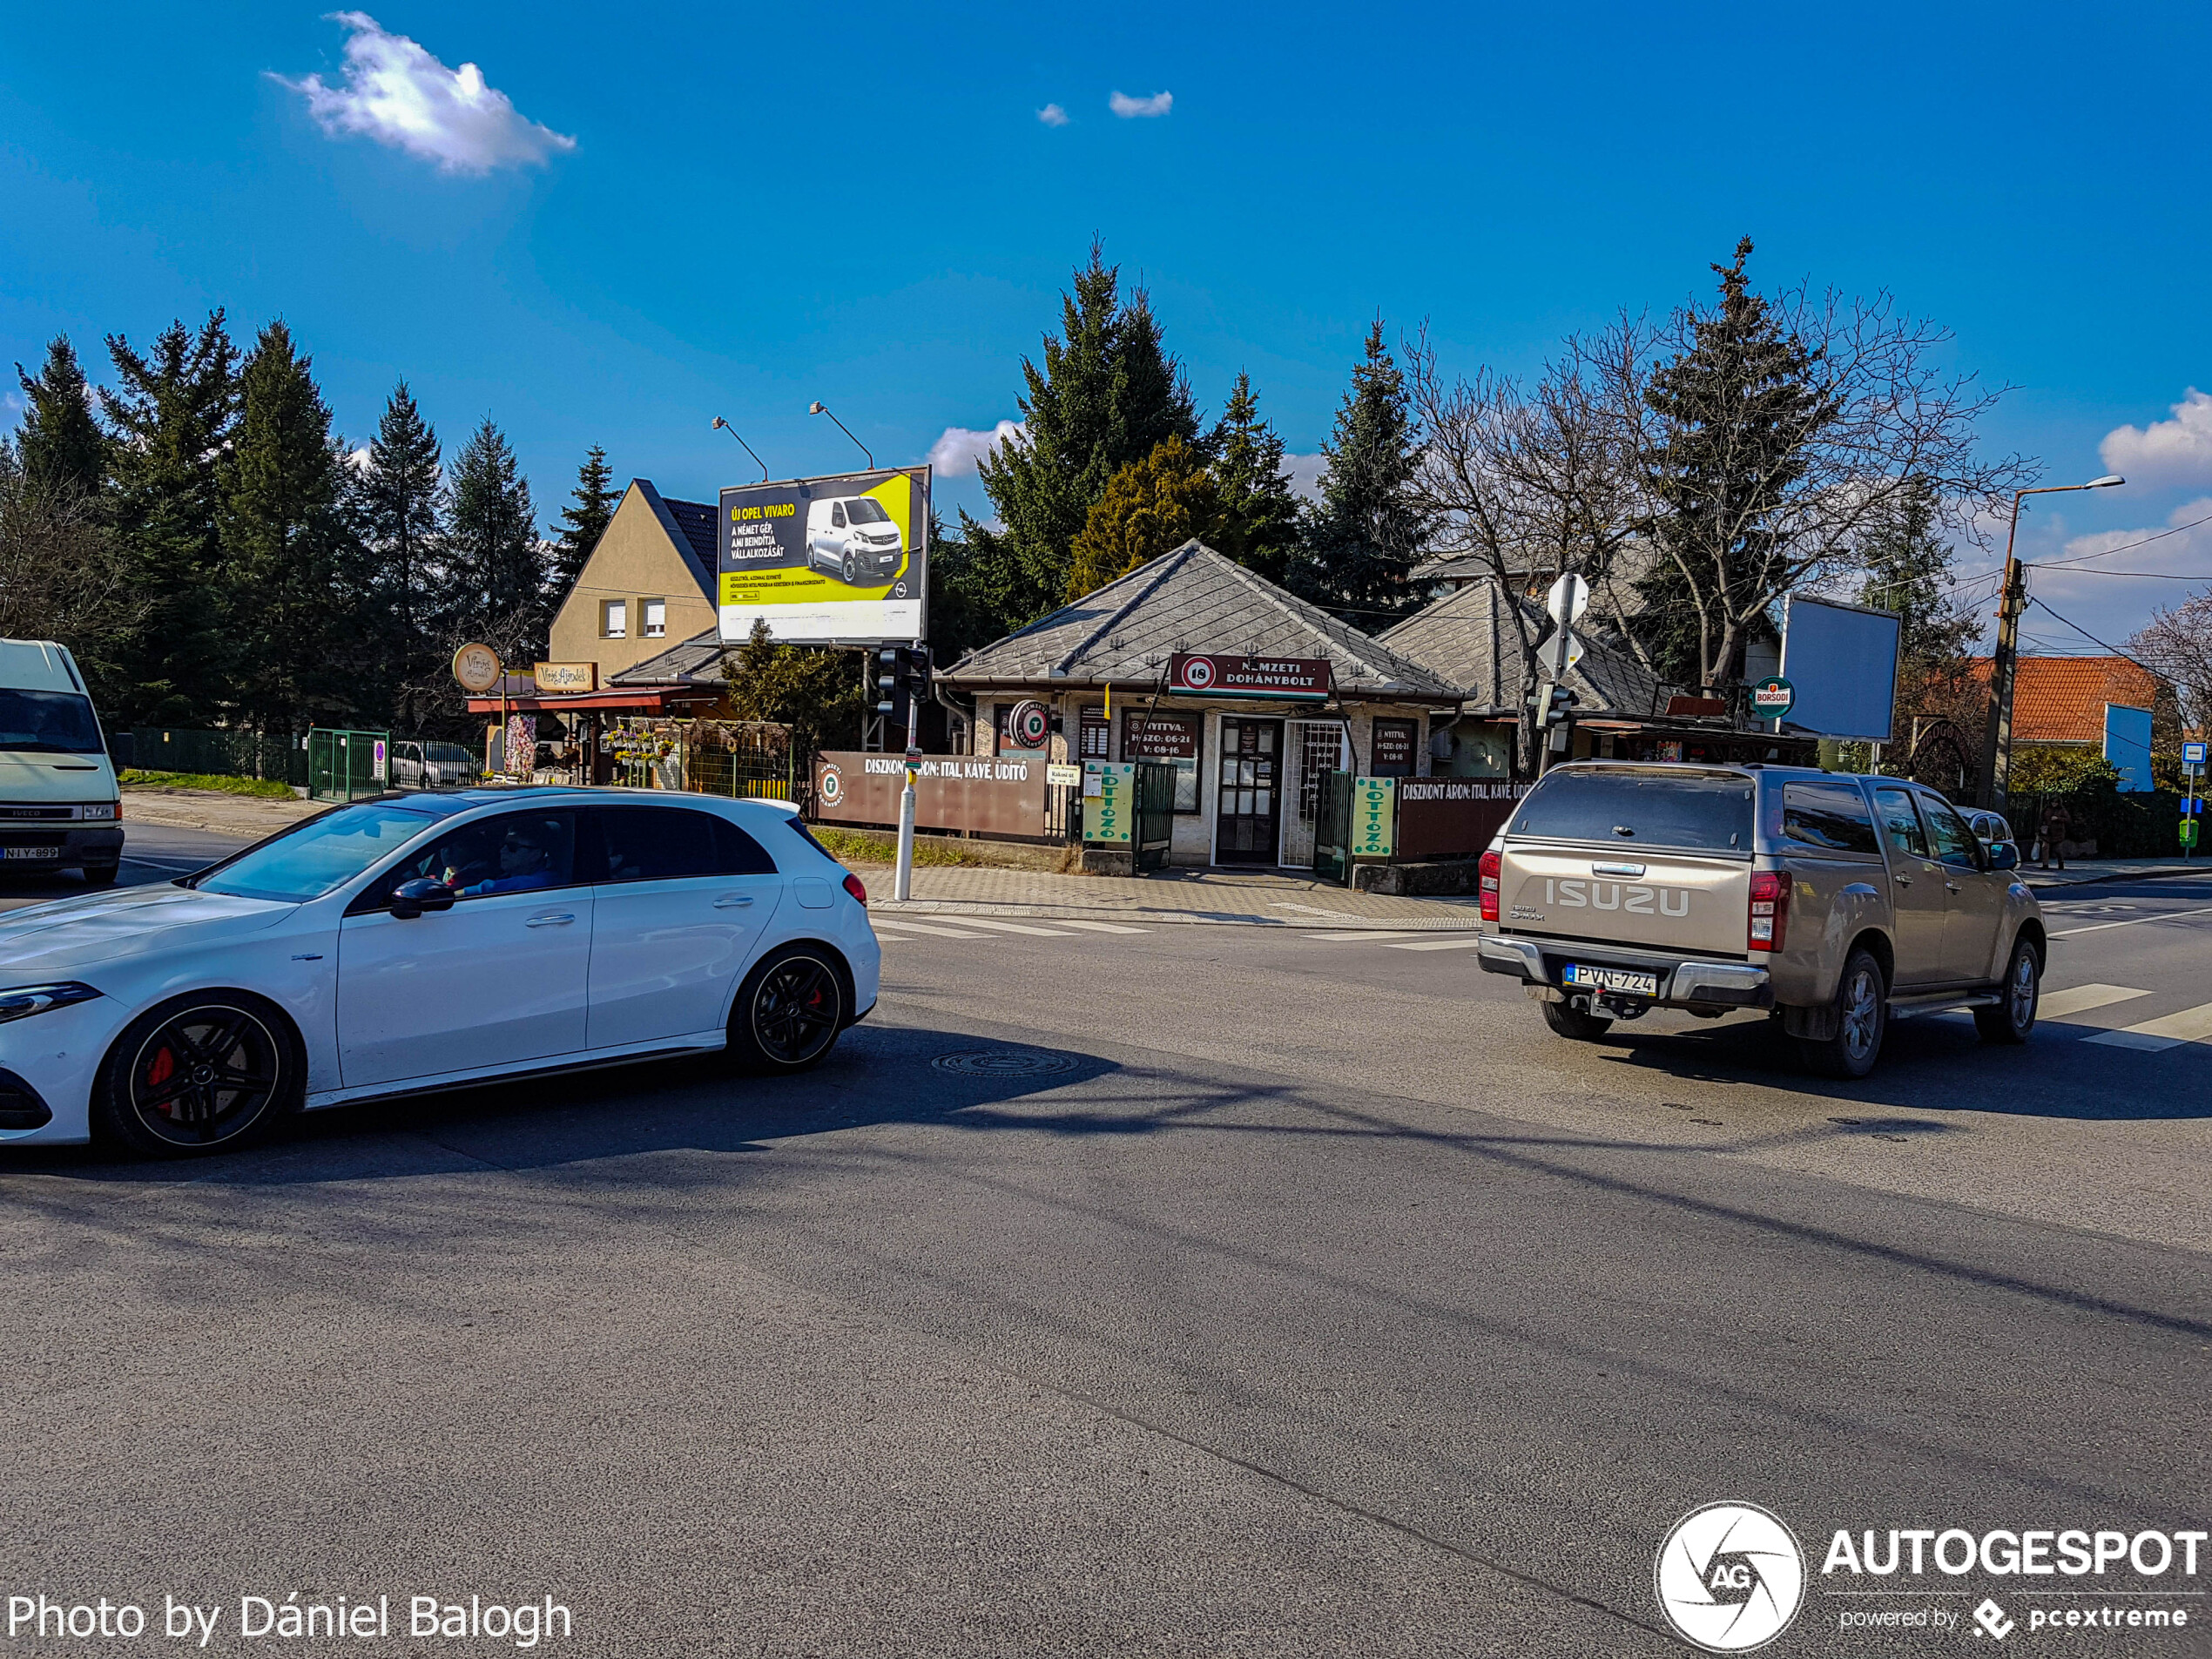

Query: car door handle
712 894 756 908
1893 873 1912 886
525 913 577 927
1946 880 1962 893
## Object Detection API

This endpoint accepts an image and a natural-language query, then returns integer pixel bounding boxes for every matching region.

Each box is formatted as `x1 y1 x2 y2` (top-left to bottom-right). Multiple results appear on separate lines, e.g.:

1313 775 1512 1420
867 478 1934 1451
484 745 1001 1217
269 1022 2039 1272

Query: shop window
642 598 667 639
602 600 627 639
1122 709 1201 813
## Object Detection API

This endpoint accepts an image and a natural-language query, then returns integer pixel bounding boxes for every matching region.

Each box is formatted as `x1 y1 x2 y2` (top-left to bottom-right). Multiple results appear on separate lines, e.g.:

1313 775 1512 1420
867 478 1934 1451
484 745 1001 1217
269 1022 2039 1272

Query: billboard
1777 595 1902 742
2104 704 2154 792
718 467 929 645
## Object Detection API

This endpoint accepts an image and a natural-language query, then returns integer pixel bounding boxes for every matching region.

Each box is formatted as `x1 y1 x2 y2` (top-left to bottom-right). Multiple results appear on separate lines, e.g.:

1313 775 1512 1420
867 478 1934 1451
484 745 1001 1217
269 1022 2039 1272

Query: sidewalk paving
2020 859 2212 889
873 866 1485 929
122 786 324 838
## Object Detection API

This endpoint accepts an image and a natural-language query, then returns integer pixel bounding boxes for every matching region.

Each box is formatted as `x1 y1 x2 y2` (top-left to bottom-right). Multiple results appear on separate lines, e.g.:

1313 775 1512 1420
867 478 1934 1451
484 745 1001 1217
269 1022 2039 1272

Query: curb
2022 864 2212 890
872 900 1485 931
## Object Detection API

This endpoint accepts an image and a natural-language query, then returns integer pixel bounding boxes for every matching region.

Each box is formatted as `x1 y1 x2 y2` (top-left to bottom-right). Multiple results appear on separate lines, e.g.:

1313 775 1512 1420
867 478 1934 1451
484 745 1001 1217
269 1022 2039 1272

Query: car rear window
1510 769 1755 853
1777 780 1880 855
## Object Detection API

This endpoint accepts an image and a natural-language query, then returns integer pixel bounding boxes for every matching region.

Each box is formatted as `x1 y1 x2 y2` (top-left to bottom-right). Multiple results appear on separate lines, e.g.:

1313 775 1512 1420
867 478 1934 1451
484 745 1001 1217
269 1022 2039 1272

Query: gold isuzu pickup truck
1474 762 2046 1078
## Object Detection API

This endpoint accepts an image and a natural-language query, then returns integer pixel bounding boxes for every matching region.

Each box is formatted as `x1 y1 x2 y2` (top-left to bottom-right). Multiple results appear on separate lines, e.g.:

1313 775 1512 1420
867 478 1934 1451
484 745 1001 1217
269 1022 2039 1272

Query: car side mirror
389 878 457 920
1986 840 2020 872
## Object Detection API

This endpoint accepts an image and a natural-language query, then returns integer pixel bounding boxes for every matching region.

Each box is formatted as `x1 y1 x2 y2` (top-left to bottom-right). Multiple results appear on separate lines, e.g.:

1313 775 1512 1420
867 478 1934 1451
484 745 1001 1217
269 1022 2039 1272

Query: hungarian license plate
2 846 60 860
1564 962 1659 998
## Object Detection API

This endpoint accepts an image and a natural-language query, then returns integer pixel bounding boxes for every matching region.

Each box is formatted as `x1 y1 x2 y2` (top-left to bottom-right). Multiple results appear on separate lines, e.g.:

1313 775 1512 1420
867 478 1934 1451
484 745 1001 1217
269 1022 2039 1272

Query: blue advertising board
2104 704 2155 793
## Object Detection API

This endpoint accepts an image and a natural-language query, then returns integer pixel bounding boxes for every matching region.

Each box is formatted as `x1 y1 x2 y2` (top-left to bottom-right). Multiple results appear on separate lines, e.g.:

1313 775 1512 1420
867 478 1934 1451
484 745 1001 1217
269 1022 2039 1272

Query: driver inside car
442 823 557 898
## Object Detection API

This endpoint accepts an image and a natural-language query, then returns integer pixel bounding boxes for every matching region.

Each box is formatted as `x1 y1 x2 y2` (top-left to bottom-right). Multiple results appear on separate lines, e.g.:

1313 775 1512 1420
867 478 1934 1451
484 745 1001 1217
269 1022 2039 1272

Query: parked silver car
389 739 477 791
1476 763 2045 1079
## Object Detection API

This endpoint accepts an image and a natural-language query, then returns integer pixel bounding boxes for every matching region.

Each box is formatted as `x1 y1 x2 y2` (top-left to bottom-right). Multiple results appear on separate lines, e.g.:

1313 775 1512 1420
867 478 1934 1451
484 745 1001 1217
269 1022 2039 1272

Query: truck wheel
1973 937 2040 1045
1801 948 1886 1079
1541 998 1613 1042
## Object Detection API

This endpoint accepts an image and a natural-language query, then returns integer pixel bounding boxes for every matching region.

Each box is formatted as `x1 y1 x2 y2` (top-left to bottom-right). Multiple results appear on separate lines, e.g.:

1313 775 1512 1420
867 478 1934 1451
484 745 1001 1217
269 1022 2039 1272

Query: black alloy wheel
95 995 299 1157
730 948 846 1074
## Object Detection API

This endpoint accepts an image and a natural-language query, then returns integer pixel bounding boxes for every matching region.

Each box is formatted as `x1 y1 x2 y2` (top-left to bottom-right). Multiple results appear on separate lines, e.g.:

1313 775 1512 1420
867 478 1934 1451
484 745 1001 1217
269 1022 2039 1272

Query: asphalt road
2 839 2208 1656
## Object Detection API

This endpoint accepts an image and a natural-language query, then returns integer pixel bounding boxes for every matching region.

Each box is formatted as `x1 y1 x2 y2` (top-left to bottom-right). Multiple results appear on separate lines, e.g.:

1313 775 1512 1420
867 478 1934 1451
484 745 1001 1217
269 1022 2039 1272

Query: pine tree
964 241 1199 629
551 444 617 599
1063 436 1222 598
103 311 241 725
1858 477 1974 666
1206 371 1302 586
442 417 548 651
1631 238 1839 688
354 381 444 728
221 320 352 732
719 617 862 759
1293 320 1429 623
13 336 108 500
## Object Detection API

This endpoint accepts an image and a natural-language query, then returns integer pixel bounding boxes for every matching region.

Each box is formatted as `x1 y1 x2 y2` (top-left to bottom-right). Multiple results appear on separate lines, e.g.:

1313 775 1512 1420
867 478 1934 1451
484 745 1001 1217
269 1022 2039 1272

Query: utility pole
1978 475 2125 814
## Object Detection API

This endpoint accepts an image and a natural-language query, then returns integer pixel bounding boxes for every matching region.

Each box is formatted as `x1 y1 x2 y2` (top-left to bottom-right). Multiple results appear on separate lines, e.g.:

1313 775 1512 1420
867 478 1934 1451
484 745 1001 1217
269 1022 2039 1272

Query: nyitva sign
1167 653 1332 701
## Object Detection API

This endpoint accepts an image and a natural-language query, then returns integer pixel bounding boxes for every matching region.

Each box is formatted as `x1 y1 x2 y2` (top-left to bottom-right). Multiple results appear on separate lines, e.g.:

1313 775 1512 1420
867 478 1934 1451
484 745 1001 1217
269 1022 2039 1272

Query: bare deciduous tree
0 451 145 682
2131 593 2212 741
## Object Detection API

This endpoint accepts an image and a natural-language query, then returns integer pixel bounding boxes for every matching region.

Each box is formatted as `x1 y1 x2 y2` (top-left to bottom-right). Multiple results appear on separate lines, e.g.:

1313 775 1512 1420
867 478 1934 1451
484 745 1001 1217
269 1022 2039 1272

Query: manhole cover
929 1049 1080 1078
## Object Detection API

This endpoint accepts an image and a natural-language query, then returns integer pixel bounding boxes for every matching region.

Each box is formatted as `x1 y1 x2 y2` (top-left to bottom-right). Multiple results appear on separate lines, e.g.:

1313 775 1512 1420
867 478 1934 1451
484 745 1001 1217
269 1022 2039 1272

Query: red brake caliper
145 1046 177 1115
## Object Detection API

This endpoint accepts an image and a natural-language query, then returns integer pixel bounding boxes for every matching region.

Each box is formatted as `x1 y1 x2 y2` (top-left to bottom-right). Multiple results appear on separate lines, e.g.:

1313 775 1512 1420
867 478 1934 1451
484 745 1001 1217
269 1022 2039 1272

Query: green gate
1313 770 1354 882
307 729 393 801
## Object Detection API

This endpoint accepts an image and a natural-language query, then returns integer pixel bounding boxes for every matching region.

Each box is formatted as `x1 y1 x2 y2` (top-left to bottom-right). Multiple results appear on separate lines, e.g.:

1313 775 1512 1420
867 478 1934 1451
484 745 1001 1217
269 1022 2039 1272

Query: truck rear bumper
1477 934 1770 1009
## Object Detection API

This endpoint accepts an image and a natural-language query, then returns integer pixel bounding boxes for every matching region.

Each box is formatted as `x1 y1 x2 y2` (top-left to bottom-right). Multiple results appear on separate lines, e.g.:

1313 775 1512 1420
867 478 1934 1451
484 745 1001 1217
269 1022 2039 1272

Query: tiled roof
610 626 726 687
1378 577 1673 717
1966 655 2163 744
939 540 1460 702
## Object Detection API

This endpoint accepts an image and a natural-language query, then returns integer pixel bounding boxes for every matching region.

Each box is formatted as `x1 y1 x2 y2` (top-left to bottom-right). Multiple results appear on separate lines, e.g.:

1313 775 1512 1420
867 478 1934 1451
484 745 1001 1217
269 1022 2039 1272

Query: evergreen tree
964 242 1199 629
1857 476 1975 666
354 381 445 728
13 336 109 500
1063 436 1222 598
719 617 862 759
1292 320 1429 623
221 320 352 732
442 416 549 651
923 509 997 667
102 311 241 725
551 443 617 599
1630 238 1840 688
1206 371 1302 586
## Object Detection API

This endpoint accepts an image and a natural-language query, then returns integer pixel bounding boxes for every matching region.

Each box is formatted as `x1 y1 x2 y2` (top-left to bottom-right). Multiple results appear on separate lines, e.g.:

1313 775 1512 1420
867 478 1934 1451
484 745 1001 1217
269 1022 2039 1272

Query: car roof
337 786 800 818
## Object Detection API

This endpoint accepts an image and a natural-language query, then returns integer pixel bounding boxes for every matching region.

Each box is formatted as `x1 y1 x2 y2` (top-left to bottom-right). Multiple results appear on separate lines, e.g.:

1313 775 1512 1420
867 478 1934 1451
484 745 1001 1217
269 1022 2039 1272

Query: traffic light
1530 682 1577 730
876 645 932 729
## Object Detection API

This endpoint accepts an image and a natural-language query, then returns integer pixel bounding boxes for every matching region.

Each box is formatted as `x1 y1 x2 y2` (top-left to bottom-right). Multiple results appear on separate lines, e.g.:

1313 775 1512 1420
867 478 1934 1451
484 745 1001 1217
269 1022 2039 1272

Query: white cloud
1109 90 1173 118
2100 388 2212 489
273 12 576 175
1036 104 1069 127
928 421 1024 476
347 445 373 474
1283 451 1326 502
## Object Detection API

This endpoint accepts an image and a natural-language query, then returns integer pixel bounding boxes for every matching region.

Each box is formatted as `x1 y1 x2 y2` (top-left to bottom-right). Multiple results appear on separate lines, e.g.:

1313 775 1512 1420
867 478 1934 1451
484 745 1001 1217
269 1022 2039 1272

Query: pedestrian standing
2038 798 2073 870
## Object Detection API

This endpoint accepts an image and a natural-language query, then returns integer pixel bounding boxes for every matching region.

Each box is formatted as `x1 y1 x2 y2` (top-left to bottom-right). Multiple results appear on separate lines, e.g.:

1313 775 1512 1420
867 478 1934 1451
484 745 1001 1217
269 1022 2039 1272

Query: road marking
1302 929 1426 941
934 917 1080 937
2083 1000 2212 1052
2037 983 2154 1020
872 921 992 941
1038 919 1148 934
1384 936 1489 952
2050 903 2212 938
121 855 204 873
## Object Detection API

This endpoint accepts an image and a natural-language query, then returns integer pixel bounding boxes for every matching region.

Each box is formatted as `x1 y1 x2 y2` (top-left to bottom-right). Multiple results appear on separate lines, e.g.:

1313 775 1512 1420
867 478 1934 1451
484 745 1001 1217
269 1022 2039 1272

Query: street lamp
1978 473 2126 813
709 416 769 482
808 401 873 469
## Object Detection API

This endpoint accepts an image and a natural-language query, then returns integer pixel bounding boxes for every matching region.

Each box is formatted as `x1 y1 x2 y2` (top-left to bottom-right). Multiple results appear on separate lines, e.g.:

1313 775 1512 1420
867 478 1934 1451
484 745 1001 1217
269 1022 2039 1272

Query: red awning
465 687 710 713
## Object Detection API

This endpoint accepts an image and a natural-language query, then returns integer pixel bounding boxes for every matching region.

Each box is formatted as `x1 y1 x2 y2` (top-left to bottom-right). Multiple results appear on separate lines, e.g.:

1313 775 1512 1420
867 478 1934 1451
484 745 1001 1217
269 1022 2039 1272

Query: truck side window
1780 782 1880 855
1872 787 1928 859
1920 796 1985 870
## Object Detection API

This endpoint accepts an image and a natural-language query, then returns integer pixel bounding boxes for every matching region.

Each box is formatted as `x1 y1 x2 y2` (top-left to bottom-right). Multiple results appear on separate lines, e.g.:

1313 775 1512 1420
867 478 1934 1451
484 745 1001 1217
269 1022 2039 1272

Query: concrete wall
547 483 718 682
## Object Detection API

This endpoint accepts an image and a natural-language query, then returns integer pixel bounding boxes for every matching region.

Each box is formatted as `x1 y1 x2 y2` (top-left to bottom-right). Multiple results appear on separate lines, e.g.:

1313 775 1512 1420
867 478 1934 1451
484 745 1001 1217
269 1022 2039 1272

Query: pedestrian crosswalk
871 916 1150 942
1929 981 2212 1055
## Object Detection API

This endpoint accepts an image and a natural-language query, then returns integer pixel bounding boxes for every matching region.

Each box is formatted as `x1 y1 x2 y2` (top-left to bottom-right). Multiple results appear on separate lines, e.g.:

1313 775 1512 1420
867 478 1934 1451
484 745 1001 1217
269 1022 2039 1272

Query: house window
602 600 627 639
643 598 667 639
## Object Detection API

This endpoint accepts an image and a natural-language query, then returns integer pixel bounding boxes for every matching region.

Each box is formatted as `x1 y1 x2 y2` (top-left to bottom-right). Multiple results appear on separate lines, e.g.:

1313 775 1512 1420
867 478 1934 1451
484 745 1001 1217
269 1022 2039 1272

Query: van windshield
1510 768 1755 853
0 690 105 755
846 498 890 524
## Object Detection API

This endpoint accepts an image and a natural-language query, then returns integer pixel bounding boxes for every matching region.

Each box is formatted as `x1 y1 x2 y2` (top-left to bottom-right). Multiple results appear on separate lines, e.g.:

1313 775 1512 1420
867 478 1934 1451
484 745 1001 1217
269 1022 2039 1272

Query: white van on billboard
806 495 905 585
719 466 929 645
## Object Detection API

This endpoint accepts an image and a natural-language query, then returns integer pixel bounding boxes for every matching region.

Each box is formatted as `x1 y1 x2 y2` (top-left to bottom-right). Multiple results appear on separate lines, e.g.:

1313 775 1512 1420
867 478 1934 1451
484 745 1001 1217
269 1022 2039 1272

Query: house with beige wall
546 479 721 684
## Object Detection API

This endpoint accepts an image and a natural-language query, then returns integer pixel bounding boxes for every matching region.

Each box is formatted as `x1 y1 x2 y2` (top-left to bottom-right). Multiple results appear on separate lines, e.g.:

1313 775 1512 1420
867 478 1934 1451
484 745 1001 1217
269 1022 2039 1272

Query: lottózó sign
1167 653 1332 702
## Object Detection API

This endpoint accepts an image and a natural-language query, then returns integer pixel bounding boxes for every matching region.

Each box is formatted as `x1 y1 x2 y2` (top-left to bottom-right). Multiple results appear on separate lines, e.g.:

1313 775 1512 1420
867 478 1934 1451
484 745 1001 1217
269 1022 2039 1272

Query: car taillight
1748 870 1790 952
843 872 868 907
1479 848 1501 923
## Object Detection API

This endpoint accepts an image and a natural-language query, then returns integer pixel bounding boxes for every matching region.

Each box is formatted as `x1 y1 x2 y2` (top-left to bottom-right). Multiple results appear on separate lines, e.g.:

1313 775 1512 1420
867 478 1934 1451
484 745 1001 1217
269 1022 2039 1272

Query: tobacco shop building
937 540 1460 868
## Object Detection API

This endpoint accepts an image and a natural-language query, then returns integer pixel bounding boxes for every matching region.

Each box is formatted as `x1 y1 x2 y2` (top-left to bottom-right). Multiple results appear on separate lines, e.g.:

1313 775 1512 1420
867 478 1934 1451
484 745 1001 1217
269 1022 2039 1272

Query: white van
805 495 904 585
0 640 124 886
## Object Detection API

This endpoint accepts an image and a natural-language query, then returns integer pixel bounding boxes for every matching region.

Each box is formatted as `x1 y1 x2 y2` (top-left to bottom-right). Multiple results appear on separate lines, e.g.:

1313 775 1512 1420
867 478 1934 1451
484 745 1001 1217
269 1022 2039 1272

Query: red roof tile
1966 655 2162 744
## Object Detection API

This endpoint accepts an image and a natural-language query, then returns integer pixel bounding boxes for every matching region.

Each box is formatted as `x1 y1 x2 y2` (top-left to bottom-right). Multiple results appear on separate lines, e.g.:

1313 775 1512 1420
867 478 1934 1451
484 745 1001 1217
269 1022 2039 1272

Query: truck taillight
1479 849 1501 923
1749 870 1790 952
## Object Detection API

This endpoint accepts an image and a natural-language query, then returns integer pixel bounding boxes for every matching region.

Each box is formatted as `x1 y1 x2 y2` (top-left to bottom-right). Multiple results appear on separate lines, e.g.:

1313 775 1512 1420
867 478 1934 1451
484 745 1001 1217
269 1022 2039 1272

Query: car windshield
846 497 890 525
192 803 441 903
0 689 105 755
1510 768 1755 853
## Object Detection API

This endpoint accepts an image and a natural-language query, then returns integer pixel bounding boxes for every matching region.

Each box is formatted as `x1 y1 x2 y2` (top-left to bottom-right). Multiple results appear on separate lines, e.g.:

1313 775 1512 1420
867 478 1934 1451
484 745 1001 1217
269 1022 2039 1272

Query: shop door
1281 721 1344 867
1215 718 1283 864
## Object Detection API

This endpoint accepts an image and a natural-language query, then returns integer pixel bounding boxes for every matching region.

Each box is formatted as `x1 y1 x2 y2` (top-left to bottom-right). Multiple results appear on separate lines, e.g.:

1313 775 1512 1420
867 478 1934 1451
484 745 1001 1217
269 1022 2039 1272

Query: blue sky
4 2 2209 651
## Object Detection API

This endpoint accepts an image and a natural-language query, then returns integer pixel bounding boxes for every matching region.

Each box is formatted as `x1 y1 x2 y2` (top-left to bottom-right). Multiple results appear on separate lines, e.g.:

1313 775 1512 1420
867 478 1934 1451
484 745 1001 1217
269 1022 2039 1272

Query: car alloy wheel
1839 964 1880 1064
1976 939 2040 1045
749 954 843 1067
126 1002 287 1149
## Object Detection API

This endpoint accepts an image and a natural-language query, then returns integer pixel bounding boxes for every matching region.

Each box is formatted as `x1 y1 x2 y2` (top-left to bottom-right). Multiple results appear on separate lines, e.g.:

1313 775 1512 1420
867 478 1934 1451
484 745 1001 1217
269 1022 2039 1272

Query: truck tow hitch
1595 993 1653 1022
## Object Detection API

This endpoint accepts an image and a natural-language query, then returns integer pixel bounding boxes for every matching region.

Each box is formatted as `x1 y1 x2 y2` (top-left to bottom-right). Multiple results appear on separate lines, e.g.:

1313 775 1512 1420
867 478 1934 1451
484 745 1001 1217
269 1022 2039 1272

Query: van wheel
1801 948 1886 1079
1974 937 2040 1044
1541 998 1613 1042
727 946 846 1075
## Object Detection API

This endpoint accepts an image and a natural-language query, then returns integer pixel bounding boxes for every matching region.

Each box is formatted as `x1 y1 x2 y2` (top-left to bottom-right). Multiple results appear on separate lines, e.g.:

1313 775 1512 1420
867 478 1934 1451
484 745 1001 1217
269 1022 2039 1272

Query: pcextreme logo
1656 1501 1807 1652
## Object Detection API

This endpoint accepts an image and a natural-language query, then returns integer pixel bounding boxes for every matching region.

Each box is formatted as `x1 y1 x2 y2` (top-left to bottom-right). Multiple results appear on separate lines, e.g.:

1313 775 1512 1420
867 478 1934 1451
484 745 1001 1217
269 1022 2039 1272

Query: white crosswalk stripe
1383 936 1489 952
872 921 992 941
2036 983 2152 1021
1038 919 1148 934
1301 930 1426 942
2083 1001 2212 1052
921 916 1080 937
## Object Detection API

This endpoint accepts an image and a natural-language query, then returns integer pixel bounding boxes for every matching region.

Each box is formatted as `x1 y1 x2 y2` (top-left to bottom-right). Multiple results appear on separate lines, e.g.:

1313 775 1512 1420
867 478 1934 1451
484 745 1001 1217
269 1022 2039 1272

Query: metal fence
117 728 307 786
306 729 393 802
604 718 799 804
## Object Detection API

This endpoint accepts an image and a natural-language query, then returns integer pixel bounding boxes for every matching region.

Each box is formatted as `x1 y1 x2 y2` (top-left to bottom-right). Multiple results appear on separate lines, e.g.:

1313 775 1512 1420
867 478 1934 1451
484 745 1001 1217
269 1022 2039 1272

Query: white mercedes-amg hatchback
0 788 880 1157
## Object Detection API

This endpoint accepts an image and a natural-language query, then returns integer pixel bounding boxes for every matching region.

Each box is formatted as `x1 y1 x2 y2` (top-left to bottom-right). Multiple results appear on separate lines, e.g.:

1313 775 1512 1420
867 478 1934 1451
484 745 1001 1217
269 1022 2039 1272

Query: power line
2023 564 2212 581
2030 509 2212 570
2024 597 2171 682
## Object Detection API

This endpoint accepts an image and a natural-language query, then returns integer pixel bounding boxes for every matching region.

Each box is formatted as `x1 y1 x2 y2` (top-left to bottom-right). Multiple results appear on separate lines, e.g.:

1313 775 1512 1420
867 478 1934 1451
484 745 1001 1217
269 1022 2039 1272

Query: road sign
1750 677 1796 723
1546 573 1589 627
2186 740 2209 766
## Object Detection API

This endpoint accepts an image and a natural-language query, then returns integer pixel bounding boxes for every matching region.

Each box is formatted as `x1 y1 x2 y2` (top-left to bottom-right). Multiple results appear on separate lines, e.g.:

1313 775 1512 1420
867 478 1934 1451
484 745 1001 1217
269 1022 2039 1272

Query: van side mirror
1986 840 2020 872
389 878 457 920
